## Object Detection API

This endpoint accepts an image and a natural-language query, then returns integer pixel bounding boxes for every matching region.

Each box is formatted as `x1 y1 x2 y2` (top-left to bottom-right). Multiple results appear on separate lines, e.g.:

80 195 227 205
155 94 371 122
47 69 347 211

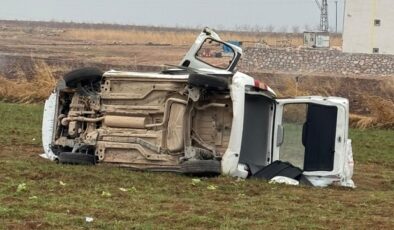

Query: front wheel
180 160 221 176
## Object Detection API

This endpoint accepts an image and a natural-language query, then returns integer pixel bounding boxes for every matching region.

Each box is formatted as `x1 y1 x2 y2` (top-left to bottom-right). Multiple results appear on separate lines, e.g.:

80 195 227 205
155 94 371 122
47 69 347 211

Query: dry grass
63 28 342 47
350 96 394 129
0 61 56 103
275 78 310 97
350 114 376 129
273 77 394 129
64 29 197 45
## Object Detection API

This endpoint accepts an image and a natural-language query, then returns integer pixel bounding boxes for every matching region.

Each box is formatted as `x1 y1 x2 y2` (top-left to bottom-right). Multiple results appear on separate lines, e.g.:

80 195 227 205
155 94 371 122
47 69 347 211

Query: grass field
0 102 393 229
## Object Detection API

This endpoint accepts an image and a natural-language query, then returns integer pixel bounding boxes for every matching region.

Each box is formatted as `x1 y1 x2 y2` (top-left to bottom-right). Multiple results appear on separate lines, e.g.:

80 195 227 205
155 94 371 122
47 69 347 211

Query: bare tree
278 25 288 33
252 24 264 33
240 24 250 32
304 24 311 31
216 24 225 31
234 24 242 31
313 24 321 31
266 24 275 33
291 25 300 34
257 25 265 33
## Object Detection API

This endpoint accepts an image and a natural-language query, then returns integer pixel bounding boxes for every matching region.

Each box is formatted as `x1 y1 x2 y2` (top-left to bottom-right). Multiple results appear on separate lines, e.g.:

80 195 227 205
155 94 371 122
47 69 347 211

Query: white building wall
343 0 394 54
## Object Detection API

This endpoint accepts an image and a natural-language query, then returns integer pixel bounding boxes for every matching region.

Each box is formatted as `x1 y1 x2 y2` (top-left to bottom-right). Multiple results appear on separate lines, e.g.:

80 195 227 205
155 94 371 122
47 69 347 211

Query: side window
195 38 235 69
279 104 307 169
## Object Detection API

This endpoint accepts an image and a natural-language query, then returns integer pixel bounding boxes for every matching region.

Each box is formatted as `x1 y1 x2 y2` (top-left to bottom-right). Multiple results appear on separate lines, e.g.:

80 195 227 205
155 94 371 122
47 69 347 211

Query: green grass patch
0 102 43 146
350 129 394 165
0 102 393 229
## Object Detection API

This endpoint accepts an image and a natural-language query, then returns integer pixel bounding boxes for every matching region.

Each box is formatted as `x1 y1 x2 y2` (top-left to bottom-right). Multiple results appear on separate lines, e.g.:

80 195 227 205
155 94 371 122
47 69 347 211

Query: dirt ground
0 20 341 78
0 21 192 81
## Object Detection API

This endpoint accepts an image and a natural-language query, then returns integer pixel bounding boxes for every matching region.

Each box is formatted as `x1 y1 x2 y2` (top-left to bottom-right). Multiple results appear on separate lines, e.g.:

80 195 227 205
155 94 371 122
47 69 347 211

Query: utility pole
314 0 329 32
335 1 338 33
321 0 329 31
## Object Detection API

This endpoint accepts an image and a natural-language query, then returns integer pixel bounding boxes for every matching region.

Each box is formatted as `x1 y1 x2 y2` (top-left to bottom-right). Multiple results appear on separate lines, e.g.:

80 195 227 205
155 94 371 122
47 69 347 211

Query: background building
342 0 394 54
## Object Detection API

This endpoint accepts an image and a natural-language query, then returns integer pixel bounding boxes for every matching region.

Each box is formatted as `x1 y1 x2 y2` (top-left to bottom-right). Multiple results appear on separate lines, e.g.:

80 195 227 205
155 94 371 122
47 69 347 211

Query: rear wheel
180 160 221 176
63 67 103 88
58 152 96 165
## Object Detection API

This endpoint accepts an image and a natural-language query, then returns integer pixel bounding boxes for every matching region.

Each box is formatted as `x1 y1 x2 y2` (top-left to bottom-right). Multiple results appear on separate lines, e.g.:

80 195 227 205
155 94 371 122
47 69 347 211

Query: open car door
179 27 242 73
272 96 355 187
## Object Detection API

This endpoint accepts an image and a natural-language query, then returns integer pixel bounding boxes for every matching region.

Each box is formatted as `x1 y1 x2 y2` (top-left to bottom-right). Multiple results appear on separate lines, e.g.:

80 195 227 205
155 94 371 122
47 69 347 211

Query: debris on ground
191 178 202 186
207 185 218 190
16 183 27 192
101 191 111 197
85 217 94 223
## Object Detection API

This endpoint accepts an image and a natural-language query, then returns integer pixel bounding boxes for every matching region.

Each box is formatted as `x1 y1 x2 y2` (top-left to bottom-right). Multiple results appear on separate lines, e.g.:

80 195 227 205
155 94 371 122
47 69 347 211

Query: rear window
279 103 337 171
279 104 307 169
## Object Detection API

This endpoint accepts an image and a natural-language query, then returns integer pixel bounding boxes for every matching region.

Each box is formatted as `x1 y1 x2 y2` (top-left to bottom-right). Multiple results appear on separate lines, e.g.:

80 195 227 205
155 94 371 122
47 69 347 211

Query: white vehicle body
42 28 354 187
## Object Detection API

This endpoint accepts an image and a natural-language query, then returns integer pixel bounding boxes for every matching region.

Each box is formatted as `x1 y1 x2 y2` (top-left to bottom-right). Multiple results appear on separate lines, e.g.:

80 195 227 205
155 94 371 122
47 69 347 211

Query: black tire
180 160 221 176
58 152 96 165
188 73 228 91
63 67 103 88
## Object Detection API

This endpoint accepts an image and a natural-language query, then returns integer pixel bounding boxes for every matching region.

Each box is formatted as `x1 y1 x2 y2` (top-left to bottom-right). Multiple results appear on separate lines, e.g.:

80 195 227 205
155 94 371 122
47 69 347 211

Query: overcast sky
0 0 345 31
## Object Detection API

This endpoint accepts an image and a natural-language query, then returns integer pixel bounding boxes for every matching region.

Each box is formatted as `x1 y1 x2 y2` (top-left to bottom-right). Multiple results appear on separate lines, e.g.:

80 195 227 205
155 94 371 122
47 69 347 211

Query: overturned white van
42 28 354 187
